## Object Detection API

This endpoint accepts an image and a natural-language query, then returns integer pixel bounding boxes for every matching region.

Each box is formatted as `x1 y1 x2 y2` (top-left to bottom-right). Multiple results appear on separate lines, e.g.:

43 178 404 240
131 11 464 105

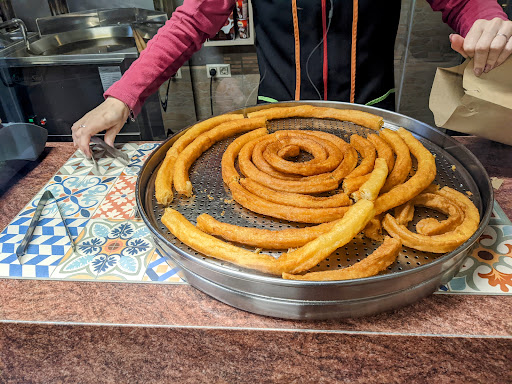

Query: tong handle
16 190 52 259
15 190 76 262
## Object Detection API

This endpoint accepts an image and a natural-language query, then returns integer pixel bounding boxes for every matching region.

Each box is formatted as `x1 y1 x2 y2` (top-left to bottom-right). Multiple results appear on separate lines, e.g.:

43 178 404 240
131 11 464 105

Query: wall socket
206 64 231 78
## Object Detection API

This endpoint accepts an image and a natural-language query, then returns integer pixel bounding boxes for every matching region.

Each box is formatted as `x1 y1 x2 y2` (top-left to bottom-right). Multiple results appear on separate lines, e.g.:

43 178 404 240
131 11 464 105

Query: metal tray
136 101 493 319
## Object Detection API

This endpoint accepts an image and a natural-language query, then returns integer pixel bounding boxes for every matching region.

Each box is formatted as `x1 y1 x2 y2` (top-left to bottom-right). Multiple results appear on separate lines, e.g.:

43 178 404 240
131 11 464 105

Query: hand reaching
450 17 512 76
71 97 130 158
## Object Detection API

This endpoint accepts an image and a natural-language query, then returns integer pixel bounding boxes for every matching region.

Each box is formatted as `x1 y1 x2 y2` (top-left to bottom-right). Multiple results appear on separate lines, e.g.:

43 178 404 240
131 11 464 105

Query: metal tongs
16 190 76 262
87 136 130 167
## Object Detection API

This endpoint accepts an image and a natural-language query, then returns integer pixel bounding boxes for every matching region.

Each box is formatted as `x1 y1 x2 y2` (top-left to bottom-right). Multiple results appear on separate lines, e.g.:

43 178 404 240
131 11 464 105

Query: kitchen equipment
16 190 76 261
0 122 47 161
0 122 47 192
0 18 30 52
136 101 493 320
0 8 193 141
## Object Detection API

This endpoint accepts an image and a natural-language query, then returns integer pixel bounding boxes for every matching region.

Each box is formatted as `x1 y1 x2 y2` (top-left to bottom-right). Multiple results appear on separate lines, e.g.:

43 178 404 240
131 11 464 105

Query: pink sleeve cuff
427 0 509 37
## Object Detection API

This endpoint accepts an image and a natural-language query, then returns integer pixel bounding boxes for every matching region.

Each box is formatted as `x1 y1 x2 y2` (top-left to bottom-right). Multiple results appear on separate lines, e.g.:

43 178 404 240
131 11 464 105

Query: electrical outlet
206 64 231 78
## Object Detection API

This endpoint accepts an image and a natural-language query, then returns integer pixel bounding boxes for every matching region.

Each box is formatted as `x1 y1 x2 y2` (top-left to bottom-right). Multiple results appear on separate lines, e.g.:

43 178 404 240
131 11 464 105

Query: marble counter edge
1 279 511 338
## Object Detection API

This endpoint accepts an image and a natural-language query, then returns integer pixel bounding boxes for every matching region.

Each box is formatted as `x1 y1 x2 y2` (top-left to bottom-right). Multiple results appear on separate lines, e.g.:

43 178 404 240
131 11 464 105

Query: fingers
72 116 111 158
103 122 124 147
462 18 512 76
70 97 130 158
465 19 501 76
449 34 467 58
486 26 512 72
495 37 512 67
71 120 92 158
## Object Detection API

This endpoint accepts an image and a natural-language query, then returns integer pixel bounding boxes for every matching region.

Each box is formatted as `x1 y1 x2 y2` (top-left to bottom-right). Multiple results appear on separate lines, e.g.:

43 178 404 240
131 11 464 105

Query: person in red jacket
72 0 511 158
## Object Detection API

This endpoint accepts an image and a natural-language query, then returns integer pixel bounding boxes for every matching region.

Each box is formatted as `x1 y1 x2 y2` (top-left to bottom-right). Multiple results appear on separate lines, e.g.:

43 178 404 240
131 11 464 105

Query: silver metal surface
0 8 165 67
30 25 148 56
36 11 100 36
136 101 493 319
0 19 31 52
36 8 166 36
0 31 135 67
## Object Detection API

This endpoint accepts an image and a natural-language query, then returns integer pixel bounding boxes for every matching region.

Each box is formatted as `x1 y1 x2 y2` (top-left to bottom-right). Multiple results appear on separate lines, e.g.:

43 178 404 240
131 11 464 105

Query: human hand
71 97 130 158
449 17 512 76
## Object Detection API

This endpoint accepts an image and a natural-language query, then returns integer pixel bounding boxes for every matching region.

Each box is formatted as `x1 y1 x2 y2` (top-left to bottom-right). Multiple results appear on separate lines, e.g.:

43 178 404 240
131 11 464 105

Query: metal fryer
136 101 493 320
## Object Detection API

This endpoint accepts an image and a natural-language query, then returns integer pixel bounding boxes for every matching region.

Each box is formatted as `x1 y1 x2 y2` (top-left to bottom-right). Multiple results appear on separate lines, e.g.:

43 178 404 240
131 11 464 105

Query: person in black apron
72 0 511 155
252 0 400 110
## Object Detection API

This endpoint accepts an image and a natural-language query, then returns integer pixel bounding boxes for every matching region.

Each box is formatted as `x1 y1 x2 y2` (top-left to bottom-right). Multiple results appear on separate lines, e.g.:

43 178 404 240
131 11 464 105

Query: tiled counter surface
0 139 511 383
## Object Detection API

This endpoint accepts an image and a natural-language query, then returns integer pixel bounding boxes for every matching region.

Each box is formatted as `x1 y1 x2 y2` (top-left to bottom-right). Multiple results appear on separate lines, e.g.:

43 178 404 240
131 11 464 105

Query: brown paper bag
429 58 512 146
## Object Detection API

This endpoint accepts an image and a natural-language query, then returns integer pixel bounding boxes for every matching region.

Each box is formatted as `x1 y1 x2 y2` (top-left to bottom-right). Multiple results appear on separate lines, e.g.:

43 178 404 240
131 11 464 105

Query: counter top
0 138 511 383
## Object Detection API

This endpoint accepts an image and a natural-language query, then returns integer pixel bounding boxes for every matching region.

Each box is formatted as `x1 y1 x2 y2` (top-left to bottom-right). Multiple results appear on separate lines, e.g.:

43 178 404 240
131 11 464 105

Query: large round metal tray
136 101 493 319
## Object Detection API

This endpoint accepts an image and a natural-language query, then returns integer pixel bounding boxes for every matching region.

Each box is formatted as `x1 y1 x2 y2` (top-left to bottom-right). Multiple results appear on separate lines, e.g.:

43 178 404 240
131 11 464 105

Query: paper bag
429 58 512 146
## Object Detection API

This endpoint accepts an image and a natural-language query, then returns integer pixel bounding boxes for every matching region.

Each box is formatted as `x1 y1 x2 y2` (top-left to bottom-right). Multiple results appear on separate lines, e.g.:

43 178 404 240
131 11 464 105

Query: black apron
252 0 401 110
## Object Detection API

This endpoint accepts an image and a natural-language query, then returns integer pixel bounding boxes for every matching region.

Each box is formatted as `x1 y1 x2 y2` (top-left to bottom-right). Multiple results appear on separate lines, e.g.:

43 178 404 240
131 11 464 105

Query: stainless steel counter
0 8 195 141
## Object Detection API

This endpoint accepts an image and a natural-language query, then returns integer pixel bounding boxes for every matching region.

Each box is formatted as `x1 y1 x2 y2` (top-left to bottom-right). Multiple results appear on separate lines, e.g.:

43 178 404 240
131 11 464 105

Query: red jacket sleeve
104 0 236 115
427 0 509 37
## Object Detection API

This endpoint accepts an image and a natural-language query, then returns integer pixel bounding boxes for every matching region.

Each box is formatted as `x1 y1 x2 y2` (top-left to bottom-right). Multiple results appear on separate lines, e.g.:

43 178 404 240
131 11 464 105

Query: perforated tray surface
147 118 481 276
137 101 492 319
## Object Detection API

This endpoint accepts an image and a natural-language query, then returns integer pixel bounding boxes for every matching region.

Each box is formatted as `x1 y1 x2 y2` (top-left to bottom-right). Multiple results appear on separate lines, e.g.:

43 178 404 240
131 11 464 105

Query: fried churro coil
240 178 350 208
174 117 267 197
382 187 479 253
247 105 384 130
228 180 349 223
155 114 244 205
394 192 464 236
374 128 436 215
196 213 341 249
379 129 412 193
251 136 303 180
282 237 401 281
263 134 342 176
221 128 269 186
238 130 356 193
222 129 351 222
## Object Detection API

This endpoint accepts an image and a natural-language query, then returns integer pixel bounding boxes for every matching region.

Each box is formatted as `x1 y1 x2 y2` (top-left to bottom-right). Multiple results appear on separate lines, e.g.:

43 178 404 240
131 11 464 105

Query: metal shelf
204 0 255 47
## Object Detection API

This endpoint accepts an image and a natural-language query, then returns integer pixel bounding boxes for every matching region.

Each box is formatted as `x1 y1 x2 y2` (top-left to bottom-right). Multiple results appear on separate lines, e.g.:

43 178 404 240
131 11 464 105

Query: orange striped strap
292 0 301 100
350 0 358 103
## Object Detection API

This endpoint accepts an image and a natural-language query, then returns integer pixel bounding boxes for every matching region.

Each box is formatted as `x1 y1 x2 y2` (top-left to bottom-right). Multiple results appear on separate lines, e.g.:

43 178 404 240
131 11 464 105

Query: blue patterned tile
143 249 185 283
122 143 160 176
19 176 117 219
0 216 88 278
489 200 511 225
52 219 155 281
439 223 512 294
